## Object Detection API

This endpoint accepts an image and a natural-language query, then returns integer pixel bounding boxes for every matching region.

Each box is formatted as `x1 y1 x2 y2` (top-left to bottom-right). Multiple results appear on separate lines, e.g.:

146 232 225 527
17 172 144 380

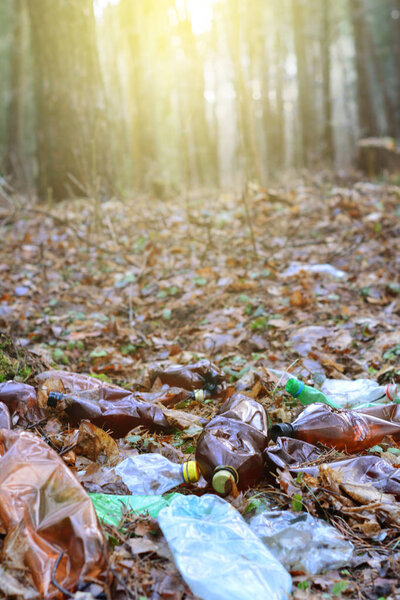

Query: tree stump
357 137 400 176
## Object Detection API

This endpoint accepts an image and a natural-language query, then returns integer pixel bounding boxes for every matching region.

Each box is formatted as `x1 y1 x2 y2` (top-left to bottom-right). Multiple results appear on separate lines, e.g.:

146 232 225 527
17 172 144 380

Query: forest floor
1 172 400 599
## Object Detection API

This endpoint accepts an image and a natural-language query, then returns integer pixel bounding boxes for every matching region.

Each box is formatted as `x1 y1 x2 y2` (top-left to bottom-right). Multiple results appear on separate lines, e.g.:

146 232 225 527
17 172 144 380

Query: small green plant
332 580 348 596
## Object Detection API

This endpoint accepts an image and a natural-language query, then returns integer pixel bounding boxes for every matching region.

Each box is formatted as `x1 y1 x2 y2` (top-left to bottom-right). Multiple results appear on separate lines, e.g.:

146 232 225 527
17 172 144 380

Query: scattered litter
158 494 292 600
115 453 200 495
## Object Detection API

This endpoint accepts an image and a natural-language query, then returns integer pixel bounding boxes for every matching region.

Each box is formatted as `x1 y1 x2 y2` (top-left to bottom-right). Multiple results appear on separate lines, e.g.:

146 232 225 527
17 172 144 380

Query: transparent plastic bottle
270 402 400 452
114 453 200 495
158 494 292 600
285 378 340 409
320 378 400 409
195 392 269 494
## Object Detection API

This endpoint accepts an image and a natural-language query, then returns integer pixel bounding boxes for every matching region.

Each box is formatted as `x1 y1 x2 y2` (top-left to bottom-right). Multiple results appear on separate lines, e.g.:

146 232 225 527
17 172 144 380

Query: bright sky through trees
94 0 215 35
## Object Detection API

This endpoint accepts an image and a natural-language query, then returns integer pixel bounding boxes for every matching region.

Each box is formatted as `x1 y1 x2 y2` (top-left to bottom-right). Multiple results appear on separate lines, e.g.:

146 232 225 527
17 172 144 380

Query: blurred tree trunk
5 0 25 180
349 0 379 137
321 0 334 161
27 0 110 201
391 2 400 137
227 0 262 182
292 0 314 165
271 0 286 171
119 0 157 189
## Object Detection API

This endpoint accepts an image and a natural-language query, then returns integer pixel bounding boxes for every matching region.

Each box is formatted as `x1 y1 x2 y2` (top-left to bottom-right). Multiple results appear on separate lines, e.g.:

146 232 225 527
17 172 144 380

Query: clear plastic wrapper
115 453 199 495
0 429 110 598
157 494 292 600
247 509 353 574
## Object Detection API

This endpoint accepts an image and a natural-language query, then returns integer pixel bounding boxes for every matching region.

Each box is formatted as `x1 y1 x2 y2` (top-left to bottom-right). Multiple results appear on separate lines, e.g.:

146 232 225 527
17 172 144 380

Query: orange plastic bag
0 429 110 598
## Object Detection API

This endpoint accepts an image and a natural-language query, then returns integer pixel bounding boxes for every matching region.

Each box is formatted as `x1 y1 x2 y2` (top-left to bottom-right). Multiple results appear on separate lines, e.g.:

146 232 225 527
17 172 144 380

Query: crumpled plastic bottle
319 378 400 409
115 453 200 495
247 508 353 574
195 392 269 494
157 494 292 600
149 359 227 398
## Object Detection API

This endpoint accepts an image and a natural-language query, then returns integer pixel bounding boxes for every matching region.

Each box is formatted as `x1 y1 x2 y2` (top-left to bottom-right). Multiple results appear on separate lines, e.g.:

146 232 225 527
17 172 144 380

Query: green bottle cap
285 378 301 397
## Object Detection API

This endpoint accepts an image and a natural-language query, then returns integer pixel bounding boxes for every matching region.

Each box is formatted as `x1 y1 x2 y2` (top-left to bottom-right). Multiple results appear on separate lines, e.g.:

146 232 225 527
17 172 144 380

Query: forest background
1 0 400 199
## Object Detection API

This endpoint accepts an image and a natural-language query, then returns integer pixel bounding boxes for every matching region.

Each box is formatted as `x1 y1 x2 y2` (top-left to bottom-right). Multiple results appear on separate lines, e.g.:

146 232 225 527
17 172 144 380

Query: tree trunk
321 0 334 161
292 0 314 165
27 0 110 201
5 0 25 180
349 0 379 137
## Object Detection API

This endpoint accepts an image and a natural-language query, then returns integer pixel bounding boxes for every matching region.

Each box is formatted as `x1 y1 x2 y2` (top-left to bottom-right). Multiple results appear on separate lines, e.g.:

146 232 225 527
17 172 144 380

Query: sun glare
95 0 215 35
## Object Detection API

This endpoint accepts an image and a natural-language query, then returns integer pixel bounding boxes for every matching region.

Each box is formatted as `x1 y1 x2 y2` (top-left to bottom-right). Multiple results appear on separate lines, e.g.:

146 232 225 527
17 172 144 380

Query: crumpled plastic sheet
90 492 182 526
115 453 186 495
247 508 353 574
0 429 110 599
158 494 292 600
264 437 400 498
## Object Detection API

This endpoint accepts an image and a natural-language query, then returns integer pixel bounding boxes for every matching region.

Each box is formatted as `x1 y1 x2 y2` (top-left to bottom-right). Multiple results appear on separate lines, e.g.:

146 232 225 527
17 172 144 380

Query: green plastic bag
89 492 182 527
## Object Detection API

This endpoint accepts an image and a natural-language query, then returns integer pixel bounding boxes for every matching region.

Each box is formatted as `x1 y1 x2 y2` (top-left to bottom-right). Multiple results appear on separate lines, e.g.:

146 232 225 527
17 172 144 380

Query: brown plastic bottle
149 359 226 398
41 370 173 437
0 402 11 429
270 402 400 452
195 392 269 494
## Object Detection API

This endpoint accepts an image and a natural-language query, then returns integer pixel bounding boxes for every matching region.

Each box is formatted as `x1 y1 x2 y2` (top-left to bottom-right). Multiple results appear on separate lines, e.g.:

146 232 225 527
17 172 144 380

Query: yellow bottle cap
212 468 238 495
182 460 200 483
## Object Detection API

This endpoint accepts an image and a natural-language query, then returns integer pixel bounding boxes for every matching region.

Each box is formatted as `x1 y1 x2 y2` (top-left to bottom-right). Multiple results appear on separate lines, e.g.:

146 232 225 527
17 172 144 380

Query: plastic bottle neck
270 422 295 441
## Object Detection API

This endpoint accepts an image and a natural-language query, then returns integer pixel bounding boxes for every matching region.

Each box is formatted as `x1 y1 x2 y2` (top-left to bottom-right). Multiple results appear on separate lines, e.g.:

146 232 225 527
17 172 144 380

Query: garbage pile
1 359 400 598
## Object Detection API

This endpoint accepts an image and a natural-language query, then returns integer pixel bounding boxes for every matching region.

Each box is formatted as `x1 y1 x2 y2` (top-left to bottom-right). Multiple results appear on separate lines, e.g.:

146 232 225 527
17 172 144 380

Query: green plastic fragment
89 493 182 527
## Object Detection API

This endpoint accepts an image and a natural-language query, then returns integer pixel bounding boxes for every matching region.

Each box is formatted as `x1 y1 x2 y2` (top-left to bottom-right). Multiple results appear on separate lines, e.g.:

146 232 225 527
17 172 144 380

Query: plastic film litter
0 429 110 598
158 494 292 600
248 509 353 574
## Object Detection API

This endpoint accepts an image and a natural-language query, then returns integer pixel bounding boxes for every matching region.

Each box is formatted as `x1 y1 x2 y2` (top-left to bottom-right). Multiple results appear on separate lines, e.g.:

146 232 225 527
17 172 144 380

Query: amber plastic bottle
270 402 400 452
41 370 176 437
195 392 269 494
149 359 226 398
